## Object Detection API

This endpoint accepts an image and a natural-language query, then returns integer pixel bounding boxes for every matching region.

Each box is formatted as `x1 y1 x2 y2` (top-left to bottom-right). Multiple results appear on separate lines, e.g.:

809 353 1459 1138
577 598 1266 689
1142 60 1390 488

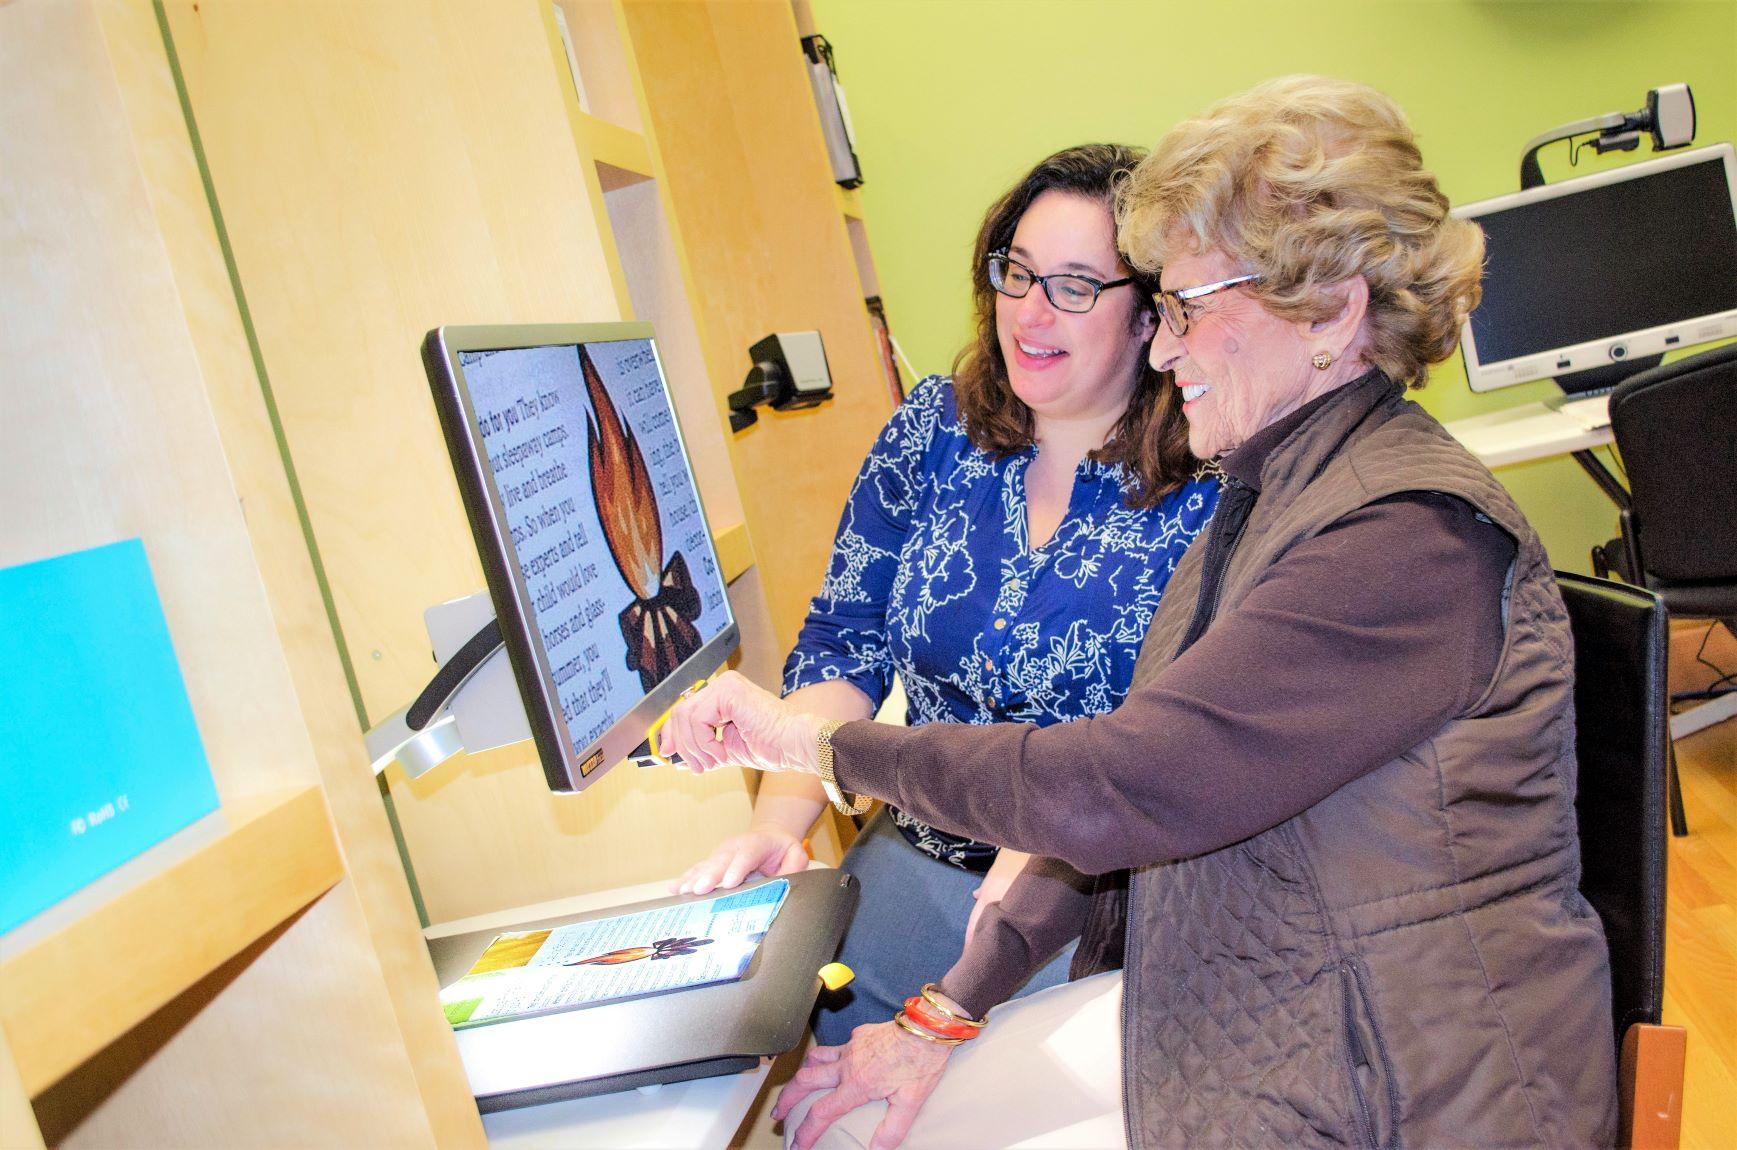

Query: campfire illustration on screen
580 345 703 692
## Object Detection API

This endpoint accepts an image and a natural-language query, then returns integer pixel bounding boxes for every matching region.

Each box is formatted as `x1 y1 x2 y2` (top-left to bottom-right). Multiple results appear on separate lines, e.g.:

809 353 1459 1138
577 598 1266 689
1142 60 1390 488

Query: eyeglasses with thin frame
1155 273 1262 338
986 252 1135 314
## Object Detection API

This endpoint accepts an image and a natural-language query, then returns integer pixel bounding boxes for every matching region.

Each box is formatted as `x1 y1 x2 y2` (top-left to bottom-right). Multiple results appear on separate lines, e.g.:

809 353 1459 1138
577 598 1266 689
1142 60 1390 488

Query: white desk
1442 401 1613 469
426 877 781 1150
479 1064 769 1149
1444 400 1632 508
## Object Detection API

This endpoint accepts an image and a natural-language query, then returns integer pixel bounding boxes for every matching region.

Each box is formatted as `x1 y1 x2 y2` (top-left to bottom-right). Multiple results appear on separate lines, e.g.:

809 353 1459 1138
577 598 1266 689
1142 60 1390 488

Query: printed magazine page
441 878 790 1029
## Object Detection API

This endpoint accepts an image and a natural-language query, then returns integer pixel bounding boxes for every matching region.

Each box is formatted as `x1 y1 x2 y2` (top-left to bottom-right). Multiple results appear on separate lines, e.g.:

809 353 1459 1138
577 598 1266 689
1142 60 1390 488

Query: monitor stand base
1545 354 1663 408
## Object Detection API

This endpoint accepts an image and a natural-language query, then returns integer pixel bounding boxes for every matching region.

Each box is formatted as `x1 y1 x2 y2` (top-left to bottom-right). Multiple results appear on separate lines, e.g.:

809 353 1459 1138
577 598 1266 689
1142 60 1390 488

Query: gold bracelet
816 719 873 817
920 983 986 1029
892 1010 967 1046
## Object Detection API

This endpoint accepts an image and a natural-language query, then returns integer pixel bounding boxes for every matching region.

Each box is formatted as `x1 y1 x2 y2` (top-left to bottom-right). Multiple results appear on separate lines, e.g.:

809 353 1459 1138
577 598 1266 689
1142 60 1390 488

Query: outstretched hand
657 670 826 776
671 826 808 895
773 1022 953 1150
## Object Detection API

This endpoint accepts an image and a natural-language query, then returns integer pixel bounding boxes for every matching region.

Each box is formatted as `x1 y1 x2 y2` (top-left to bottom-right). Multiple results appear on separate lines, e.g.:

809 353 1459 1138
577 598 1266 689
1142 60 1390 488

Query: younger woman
676 144 1218 1043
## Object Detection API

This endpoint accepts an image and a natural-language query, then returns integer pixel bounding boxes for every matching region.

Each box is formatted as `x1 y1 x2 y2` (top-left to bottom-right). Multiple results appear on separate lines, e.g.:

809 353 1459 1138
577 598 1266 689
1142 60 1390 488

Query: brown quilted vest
1095 373 1617 1148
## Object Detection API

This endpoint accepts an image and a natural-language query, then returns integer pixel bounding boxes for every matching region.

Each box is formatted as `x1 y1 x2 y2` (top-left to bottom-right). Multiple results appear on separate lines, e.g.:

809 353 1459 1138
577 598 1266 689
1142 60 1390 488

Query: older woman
663 76 1615 1150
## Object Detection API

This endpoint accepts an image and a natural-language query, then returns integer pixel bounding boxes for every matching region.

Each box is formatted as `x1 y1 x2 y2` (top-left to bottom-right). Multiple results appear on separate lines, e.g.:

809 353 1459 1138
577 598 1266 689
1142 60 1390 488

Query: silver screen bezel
1453 143 1737 393
427 321 739 794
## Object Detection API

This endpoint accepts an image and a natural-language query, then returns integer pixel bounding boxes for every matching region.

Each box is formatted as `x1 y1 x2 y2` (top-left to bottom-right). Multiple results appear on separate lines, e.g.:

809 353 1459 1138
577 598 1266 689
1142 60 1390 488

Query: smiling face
995 191 1155 430
1148 247 1340 460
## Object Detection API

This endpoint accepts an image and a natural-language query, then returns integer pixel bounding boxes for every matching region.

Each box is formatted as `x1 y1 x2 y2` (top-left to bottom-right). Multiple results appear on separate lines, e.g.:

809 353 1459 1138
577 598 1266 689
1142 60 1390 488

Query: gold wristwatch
816 719 872 817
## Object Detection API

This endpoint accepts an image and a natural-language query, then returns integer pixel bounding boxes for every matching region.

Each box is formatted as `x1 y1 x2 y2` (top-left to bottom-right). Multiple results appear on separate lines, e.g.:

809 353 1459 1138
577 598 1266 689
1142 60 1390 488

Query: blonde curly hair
1116 75 1484 388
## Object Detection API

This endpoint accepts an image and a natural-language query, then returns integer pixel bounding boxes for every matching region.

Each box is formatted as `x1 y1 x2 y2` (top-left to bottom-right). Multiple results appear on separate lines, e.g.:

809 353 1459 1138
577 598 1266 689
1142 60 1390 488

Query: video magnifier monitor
1454 143 1737 393
424 323 737 793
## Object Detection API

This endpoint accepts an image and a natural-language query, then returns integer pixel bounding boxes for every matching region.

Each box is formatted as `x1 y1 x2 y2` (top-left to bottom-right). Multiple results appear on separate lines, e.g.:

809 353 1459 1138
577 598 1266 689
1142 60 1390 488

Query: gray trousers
813 808 1077 1046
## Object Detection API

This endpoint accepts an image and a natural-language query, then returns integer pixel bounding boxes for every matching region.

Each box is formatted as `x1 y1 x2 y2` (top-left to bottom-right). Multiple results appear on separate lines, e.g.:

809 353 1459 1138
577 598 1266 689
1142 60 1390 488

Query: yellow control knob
817 962 855 991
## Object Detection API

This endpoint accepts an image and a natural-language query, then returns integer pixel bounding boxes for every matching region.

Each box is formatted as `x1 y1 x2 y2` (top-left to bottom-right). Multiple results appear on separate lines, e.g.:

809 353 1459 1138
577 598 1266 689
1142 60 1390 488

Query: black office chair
1559 572 1685 1148
1590 341 1737 837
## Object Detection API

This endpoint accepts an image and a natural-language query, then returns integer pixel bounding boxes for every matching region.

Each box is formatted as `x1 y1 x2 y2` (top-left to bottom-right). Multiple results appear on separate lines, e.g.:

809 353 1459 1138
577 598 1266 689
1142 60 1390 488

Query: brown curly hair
951 144 1196 507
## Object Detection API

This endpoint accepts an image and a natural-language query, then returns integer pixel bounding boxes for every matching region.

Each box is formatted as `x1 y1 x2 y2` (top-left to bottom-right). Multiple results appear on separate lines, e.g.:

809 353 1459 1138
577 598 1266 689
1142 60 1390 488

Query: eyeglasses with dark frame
986 252 1136 314
1155 273 1263 337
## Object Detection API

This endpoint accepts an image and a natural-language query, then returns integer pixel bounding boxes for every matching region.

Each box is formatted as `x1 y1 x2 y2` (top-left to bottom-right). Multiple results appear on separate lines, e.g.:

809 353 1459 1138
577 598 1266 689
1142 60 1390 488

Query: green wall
809 0 1736 572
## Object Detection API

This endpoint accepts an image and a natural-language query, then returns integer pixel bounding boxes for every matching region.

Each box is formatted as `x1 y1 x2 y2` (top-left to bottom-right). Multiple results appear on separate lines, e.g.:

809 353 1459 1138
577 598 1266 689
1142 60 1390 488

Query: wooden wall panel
0 0 317 807
604 177 747 543
41 887 434 1150
91 0 486 1137
158 0 751 922
600 175 785 695
621 0 894 652
1 2 464 1143
158 0 626 723
0 1035 44 1150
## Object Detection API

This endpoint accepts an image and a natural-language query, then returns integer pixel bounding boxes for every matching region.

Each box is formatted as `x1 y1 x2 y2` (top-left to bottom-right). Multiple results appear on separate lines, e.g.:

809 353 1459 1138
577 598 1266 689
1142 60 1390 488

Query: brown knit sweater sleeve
942 856 1096 1018
832 492 1515 1014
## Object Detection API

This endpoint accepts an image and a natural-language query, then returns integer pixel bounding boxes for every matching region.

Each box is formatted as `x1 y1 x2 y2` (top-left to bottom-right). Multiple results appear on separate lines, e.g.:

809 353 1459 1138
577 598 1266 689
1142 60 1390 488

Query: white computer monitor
1454 143 1737 394
423 322 737 794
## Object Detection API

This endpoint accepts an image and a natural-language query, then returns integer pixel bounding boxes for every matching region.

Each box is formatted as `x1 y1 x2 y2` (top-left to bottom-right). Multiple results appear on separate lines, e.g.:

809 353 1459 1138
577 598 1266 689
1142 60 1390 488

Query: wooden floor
1667 715 1737 1149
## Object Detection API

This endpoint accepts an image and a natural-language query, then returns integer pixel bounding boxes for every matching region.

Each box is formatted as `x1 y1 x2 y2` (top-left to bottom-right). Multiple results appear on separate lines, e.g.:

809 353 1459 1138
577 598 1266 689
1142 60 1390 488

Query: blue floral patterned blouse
782 376 1219 870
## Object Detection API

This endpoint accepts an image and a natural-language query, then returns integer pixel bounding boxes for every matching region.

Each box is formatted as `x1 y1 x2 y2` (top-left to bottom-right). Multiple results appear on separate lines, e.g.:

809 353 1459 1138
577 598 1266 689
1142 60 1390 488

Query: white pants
782 970 1126 1150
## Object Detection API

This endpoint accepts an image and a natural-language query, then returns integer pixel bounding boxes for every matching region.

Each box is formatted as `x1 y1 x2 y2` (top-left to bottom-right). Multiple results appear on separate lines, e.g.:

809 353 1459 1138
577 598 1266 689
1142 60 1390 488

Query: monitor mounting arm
365 593 529 781
1519 111 1630 191
364 591 680 782
1519 84 1696 190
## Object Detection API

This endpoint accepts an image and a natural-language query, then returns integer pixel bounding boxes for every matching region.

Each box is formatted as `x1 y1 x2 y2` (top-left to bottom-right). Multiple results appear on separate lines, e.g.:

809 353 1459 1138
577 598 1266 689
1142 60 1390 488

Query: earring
1312 350 1333 371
